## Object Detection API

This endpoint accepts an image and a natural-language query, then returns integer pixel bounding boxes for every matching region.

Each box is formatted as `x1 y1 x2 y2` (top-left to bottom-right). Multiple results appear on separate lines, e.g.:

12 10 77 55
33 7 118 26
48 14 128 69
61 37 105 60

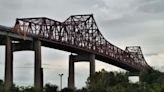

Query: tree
140 69 162 84
76 87 88 92
86 69 129 92
0 80 3 92
19 86 38 92
61 88 74 92
44 83 58 92
8 84 20 92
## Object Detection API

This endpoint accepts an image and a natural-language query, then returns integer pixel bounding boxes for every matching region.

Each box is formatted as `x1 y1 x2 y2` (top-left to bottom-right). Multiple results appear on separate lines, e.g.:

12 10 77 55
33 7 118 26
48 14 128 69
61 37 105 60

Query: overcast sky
0 0 164 88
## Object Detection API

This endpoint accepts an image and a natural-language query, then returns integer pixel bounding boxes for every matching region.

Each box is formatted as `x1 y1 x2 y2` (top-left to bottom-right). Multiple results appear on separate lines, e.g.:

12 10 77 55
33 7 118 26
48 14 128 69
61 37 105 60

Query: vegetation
0 68 164 92
0 79 3 92
85 68 164 92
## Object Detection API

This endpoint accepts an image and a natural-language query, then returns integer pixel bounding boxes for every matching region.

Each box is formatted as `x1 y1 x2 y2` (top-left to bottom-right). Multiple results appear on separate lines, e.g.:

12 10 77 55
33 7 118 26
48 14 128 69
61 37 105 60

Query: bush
61 88 74 92
0 80 4 92
44 83 58 92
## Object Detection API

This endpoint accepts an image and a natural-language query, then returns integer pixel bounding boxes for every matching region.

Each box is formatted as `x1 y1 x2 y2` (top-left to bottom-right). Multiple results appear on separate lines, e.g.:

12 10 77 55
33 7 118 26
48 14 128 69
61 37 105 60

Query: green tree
140 69 161 84
61 88 74 92
44 83 58 92
0 80 3 92
76 87 88 92
19 86 38 92
86 69 129 92
139 68 164 92
8 84 20 92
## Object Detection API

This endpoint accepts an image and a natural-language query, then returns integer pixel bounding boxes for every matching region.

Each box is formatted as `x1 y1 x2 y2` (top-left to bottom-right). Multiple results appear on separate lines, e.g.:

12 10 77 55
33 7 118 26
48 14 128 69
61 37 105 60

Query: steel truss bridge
0 14 150 90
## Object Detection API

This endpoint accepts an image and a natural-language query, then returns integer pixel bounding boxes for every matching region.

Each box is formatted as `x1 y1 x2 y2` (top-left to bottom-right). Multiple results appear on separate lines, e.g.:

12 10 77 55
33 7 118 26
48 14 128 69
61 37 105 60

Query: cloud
146 53 164 71
158 66 164 72
14 68 34 86
0 47 5 80
75 63 90 88
137 0 164 13
96 61 125 72
42 47 69 62
145 53 158 57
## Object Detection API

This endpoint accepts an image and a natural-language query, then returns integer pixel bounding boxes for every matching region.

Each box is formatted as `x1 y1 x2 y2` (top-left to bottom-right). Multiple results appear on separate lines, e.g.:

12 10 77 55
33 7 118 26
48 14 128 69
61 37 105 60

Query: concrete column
34 40 42 90
40 68 43 90
68 54 75 89
89 54 95 76
4 36 13 90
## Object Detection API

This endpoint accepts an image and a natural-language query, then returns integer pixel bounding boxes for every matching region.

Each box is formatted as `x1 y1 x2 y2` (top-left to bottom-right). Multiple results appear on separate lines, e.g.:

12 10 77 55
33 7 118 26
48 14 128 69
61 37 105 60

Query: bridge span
0 14 150 90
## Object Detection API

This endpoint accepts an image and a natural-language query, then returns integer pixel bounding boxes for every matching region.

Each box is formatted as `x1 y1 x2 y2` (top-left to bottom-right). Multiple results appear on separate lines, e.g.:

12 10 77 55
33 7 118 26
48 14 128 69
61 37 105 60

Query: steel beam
12 41 34 51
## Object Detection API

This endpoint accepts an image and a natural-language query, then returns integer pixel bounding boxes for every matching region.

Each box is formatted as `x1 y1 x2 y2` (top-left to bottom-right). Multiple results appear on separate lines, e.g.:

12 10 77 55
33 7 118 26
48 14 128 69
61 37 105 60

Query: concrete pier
68 54 75 89
89 54 95 76
68 54 95 88
4 36 13 90
40 68 43 90
34 40 42 90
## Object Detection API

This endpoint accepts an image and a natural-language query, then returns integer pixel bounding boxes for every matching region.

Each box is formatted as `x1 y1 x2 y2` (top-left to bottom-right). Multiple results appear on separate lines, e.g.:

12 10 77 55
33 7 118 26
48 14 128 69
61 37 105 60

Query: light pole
59 73 64 91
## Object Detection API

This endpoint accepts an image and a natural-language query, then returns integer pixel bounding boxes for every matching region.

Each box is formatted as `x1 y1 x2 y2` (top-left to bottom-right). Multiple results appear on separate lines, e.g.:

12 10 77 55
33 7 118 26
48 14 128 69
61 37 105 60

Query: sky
0 0 164 88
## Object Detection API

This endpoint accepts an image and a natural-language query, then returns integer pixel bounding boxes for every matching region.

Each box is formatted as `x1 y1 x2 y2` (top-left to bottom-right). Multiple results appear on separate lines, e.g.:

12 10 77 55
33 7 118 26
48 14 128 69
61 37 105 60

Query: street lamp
59 73 64 90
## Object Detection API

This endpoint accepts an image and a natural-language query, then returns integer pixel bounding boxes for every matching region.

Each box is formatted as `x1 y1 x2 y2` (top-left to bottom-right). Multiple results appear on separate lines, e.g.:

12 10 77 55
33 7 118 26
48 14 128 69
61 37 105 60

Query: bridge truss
13 14 150 72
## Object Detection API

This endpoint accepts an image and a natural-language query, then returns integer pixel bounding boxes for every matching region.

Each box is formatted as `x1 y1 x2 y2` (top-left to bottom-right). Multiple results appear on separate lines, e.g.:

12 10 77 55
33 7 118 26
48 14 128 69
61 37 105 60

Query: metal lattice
13 14 150 71
125 46 149 69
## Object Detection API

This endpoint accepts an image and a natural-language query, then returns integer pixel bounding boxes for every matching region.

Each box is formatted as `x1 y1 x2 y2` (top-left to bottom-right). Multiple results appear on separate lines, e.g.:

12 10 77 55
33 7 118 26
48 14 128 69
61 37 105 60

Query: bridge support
4 39 43 90
68 54 75 89
89 54 95 76
68 54 95 89
34 40 43 90
4 36 13 90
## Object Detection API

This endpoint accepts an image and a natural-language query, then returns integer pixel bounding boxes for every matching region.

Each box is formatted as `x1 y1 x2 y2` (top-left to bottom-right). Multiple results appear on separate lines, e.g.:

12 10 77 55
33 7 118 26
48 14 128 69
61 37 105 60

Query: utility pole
59 73 64 91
